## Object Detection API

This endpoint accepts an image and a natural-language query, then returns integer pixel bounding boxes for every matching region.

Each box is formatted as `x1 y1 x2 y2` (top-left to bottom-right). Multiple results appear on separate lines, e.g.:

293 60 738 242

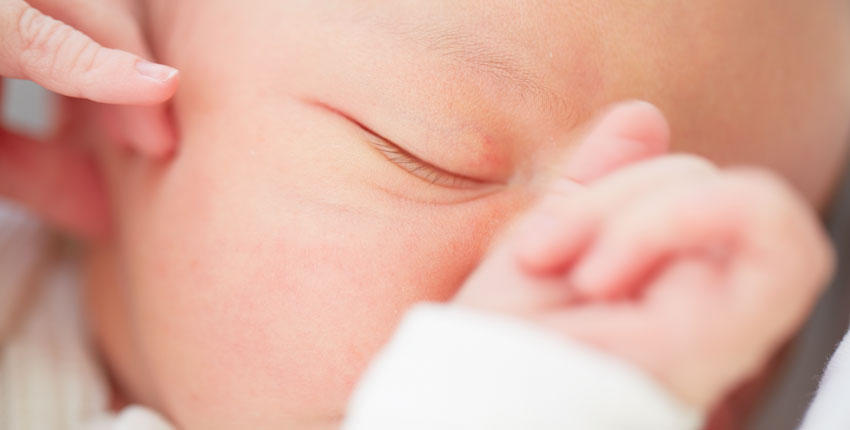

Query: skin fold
73 1 850 429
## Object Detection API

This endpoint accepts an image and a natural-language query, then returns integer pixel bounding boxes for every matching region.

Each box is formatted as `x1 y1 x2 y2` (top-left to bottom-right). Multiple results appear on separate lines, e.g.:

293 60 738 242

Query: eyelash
366 134 479 189
308 100 484 189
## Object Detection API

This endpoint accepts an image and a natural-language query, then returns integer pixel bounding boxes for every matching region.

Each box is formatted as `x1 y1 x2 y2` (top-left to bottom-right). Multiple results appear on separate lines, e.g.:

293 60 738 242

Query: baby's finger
0 0 178 106
541 101 670 198
541 262 762 410
515 155 715 274
563 100 670 184
515 101 674 273
569 171 832 299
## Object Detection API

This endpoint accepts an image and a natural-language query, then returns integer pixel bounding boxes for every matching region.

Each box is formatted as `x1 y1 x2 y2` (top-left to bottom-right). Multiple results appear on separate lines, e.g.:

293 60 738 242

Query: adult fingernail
135 60 178 82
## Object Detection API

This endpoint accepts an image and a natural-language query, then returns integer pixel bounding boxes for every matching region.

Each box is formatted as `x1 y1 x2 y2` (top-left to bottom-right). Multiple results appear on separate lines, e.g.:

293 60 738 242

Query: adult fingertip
82 52 179 106
135 60 179 83
125 58 180 106
9 5 179 106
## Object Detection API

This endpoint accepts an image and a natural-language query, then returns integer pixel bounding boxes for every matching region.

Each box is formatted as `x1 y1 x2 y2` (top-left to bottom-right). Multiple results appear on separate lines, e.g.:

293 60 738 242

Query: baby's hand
454 104 834 410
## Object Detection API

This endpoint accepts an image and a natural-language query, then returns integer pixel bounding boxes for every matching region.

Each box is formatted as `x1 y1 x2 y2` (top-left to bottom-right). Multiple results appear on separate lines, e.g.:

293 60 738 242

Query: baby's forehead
349 8 600 119
144 0 747 104
147 1 605 134
146 0 837 151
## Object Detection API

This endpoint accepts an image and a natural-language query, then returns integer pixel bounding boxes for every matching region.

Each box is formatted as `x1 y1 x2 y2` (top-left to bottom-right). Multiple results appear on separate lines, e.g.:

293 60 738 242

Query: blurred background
2 78 54 136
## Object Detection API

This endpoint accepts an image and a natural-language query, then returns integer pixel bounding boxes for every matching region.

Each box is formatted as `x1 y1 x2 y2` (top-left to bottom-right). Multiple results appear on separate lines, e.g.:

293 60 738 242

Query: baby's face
85 1 850 429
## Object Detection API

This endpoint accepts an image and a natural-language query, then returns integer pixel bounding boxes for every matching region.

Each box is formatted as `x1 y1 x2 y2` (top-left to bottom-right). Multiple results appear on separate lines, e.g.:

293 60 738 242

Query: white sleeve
343 304 703 430
800 328 850 430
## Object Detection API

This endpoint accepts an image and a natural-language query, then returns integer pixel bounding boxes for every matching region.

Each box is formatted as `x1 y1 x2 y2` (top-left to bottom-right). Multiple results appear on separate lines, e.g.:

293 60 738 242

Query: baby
1 0 850 429
343 101 832 429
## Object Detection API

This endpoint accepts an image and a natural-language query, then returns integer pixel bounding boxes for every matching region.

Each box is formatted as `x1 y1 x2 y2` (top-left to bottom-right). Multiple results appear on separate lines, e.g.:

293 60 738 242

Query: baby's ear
563 100 670 184
106 104 179 158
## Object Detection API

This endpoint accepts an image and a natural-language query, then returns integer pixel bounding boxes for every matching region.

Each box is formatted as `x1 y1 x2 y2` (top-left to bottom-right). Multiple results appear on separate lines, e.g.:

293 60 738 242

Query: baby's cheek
232 197 511 402
131 175 520 427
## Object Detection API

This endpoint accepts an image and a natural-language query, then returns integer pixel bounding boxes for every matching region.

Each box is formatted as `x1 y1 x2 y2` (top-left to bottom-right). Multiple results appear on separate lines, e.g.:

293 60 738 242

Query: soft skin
75 1 850 429
462 153 834 412
456 103 834 412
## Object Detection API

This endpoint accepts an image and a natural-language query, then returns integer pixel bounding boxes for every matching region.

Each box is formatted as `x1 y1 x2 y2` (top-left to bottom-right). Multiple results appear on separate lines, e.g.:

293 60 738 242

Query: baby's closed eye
303 99 510 203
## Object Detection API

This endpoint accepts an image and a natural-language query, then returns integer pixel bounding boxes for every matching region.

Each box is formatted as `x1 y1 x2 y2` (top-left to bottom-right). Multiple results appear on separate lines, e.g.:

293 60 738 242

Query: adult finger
0 0 177 106
30 0 177 156
30 0 145 52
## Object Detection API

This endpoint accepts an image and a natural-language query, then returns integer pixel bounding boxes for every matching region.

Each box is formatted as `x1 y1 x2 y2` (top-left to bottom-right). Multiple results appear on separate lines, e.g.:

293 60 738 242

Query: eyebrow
384 20 575 122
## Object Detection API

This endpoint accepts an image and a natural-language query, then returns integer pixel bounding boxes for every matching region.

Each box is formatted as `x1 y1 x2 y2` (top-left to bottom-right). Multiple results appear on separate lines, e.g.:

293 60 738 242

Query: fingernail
135 60 178 82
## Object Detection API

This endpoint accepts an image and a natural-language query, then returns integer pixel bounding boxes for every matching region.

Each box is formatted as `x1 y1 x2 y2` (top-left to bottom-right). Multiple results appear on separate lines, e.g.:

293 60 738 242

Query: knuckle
16 7 99 79
14 4 40 47
17 7 60 59
67 35 100 75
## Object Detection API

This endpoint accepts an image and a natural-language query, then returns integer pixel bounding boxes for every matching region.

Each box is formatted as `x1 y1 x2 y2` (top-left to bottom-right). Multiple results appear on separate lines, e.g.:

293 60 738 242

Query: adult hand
1 0 177 105
0 0 179 237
